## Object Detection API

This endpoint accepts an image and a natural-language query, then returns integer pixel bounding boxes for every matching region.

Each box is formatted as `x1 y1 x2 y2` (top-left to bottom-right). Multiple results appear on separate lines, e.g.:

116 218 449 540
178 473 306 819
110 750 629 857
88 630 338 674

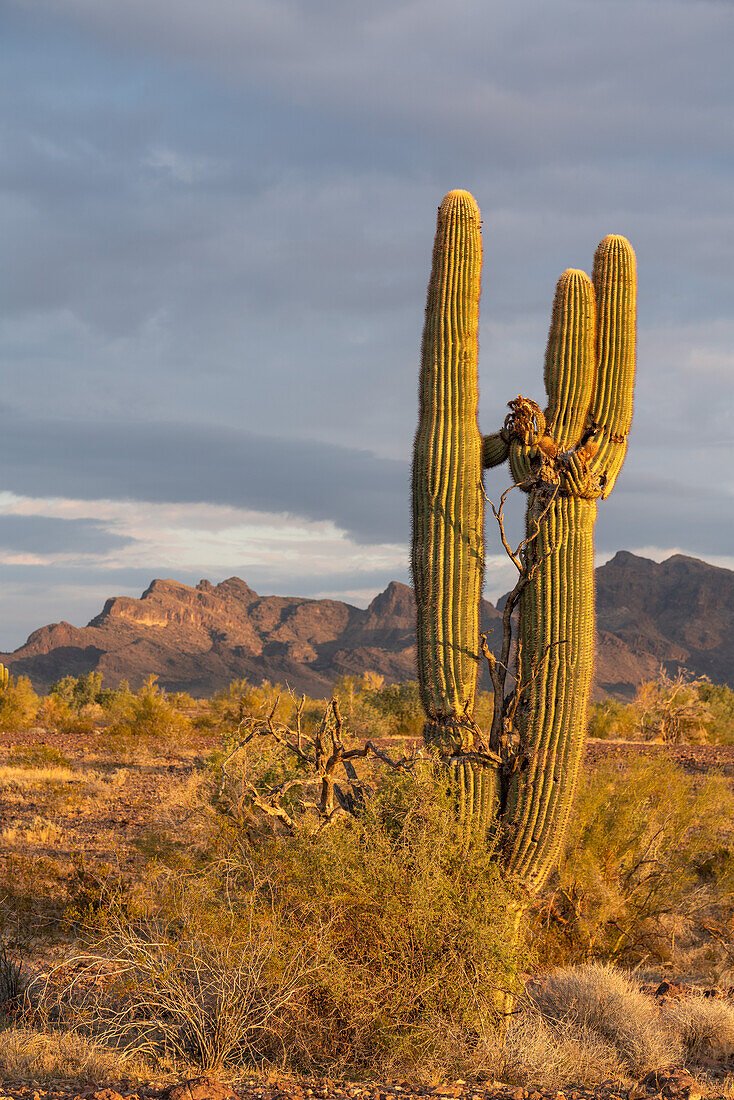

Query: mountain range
1 551 732 700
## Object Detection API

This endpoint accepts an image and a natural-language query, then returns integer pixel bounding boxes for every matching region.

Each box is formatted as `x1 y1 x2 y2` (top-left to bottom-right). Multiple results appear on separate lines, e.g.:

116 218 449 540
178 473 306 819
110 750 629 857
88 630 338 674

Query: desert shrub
535 757 734 971
697 682 734 745
0 675 39 733
97 680 133 712
31 893 310 1074
526 963 681 1075
635 669 712 743
50 672 104 711
588 675 734 745
587 698 636 739
197 679 314 738
333 674 494 745
59 754 525 1079
256 770 524 1076
0 936 26 1016
38 696 101 736
351 676 424 739
103 675 193 747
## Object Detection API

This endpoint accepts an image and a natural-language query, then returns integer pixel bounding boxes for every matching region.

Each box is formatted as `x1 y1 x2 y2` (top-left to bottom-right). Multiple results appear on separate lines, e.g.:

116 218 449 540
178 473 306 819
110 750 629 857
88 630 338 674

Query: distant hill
1 552 732 699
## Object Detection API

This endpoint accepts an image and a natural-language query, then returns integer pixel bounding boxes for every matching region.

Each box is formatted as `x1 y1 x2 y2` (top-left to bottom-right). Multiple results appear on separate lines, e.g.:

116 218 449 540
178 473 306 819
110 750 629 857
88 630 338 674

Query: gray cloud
2 0 733 465
1 410 728 566
0 0 732 642
0 414 409 544
0 514 132 555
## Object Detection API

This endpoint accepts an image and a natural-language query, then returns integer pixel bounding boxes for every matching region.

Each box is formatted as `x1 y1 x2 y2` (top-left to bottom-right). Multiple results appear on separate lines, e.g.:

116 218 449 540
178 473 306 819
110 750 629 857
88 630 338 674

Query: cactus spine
411 192 636 891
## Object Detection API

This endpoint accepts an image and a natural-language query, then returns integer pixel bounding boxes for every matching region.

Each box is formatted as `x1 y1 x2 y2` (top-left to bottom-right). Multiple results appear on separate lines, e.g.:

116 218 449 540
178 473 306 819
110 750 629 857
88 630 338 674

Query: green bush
197 678 313 738
587 674 734 744
50 672 104 711
103 675 193 747
697 681 734 744
586 699 636 739
38 696 102 736
535 757 734 973
250 768 524 1075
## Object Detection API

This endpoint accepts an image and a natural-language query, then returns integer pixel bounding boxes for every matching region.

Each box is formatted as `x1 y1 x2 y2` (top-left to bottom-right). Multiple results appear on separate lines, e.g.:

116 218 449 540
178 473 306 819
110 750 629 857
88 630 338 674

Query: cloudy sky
1 0 733 649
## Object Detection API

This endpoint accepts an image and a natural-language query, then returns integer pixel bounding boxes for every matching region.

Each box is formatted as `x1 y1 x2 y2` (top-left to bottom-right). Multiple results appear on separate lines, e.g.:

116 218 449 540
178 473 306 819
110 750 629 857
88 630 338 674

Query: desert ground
0 681 732 1100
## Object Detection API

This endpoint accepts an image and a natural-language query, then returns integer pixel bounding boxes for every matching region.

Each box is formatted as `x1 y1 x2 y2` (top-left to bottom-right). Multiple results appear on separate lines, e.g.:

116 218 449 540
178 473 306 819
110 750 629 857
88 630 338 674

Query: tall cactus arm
411 190 484 753
544 270 597 448
587 235 637 497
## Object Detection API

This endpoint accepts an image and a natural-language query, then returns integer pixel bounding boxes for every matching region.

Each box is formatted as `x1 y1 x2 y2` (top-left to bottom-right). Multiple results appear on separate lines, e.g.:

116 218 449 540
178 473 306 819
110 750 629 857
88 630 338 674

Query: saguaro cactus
411 192 636 891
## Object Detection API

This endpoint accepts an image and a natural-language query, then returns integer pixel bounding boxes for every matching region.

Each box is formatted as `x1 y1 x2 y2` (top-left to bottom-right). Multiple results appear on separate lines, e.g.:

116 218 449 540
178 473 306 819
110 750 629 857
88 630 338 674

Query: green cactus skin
411 190 485 755
411 190 636 888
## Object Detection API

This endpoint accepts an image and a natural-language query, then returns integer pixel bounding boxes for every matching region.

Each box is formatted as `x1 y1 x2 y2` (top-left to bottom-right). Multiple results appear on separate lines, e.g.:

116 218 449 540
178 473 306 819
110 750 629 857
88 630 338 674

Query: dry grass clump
6 742 72 770
526 963 682 1076
0 1027 154 1086
663 995 734 1063
500 1010 626 1089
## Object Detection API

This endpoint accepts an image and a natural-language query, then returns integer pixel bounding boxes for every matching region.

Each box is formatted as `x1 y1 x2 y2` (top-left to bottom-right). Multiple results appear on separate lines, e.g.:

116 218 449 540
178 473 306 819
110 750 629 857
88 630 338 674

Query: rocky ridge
1 552 732 700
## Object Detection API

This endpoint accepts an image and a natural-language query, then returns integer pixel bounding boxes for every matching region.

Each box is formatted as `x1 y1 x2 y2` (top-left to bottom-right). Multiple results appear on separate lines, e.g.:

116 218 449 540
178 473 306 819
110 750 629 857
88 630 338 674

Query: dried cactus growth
411 193 637 891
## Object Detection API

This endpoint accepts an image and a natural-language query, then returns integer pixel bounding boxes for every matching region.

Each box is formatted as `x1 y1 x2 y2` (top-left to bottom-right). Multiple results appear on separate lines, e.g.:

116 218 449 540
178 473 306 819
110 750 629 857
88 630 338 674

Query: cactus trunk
503 493 596 888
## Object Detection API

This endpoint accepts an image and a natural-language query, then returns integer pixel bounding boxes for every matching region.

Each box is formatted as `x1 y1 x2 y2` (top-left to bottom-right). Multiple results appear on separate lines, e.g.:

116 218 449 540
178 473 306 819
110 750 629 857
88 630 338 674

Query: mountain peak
1 558 732 700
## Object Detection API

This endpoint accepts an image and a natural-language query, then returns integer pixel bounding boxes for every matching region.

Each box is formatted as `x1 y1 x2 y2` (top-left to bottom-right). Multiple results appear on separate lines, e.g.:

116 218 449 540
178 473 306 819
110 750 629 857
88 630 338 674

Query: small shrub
358 677 424 739
635 669 712 743
0 937 25 1015
38 902 311 1074
103 675 193 747
587 698 636 739
587 674 734 744
38 696 100 736
50 672 104 711
197 678 303 737
697 682 734 745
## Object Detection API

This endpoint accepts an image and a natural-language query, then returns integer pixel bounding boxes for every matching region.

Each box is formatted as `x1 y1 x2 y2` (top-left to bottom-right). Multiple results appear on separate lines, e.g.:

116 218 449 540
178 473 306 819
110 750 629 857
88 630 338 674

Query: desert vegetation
0 668 731 1096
